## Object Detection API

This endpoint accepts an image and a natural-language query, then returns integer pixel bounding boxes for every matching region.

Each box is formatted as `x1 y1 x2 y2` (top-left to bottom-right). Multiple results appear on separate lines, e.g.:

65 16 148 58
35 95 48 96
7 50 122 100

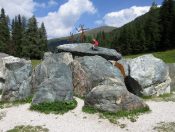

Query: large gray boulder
120 54 171 96
0 56 20 91
167 63 175 91
71 55 124 97
85 78 148 112
1 58 32 101
32 52 73 104
32 52 73 90
57 43 122 61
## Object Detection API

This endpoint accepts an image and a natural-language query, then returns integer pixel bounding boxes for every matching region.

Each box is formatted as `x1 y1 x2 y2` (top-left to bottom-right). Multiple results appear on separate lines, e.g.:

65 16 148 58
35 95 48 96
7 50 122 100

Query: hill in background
48 26 116 51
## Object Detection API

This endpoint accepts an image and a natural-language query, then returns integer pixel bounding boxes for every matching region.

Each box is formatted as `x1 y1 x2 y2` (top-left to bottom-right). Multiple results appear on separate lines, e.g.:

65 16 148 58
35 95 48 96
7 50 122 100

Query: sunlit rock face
119 54 171 96
1 56 32 101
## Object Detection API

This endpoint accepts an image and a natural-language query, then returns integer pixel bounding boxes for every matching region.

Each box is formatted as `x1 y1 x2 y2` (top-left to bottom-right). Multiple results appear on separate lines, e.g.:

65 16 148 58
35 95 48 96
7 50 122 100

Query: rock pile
1 43 172 113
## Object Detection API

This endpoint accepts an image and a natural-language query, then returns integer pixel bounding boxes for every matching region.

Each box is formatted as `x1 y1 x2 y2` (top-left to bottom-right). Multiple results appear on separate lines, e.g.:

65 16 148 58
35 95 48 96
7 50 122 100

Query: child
91 38 99 50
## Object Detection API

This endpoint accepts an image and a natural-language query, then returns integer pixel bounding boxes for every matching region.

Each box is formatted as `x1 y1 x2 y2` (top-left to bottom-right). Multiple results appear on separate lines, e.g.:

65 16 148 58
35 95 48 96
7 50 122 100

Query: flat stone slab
57 43 122 60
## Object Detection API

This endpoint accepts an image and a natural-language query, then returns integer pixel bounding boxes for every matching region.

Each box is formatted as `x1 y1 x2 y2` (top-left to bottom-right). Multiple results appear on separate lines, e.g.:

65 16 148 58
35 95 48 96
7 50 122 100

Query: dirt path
1 98 175 132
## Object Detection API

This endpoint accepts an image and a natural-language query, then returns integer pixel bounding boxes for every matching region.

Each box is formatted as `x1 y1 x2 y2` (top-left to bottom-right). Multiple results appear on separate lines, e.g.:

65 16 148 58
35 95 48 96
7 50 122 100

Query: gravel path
1 98 175 132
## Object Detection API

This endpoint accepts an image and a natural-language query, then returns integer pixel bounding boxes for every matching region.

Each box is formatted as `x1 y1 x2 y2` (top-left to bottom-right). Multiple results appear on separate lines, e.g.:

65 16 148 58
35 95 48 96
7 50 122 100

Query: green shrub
7 125 49 132
83 105 150 123
30 99 77 114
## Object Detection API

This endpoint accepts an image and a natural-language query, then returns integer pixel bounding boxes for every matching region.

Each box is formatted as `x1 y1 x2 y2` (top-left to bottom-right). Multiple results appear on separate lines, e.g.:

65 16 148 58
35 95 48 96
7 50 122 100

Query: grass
153 122 175 132
82 105 150 124
0 96 32 109
30 99 77 114
142 93 173 99
7 125 49 132
0 89 2 95
125 49 175 63
31 60 41 69
142 93 175 102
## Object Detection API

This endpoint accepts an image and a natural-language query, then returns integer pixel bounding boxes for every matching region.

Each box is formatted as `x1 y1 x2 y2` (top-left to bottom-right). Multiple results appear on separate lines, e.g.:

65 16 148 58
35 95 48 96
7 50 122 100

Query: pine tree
159 0 175 50
171 1 175 48
38 22 48 58
11 15 24 57
145 2 160 51
22 16 40 59
0 8 10 52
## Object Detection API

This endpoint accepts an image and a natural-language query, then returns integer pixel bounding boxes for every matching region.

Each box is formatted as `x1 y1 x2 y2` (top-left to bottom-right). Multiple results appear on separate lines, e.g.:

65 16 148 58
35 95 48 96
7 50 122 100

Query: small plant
83 105 150 124
153 122 175 132
0 96 32 109
0 111 6 120
7 125 49 132
31 60 42 69
82 105 98 114
30 99 77 114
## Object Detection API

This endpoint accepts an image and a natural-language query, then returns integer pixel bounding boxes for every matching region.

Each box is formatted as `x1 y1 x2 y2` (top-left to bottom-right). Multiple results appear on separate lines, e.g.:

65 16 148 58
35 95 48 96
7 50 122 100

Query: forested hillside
108 0 175 55
0 8 47 59
48 0 175 56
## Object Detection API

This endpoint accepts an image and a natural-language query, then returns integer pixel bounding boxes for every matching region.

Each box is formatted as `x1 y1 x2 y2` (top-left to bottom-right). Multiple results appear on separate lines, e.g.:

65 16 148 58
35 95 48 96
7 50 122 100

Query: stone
1 59 32 101
32 52 73 90
85 78 148 112
0 53 9 59
57 43 122 61
120 54 171 96
32 52 73 104
71 55 124 97
43 52 73 65
118 59 131 76
0 56 21 80
32 76 73 104
167 63 175 91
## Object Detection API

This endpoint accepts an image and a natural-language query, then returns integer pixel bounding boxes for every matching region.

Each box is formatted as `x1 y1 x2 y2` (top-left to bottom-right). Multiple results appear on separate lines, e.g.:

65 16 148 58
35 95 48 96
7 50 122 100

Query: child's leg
92 45 95 50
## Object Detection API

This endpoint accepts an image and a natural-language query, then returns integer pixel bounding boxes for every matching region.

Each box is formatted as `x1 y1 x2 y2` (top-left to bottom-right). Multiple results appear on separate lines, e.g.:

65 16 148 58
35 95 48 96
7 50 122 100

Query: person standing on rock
91 38 99 50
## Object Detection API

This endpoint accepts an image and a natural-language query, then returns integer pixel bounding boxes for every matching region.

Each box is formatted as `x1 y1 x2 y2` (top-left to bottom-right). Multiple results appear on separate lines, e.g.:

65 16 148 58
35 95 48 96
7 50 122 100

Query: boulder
120 54 171 96
1 58 32 101
32 52 73 90
0 56 21 86
32 52 73 104
71 55 124 97
57 43 122 61
32 72 73 104
167 63 175 91
85 78 148 112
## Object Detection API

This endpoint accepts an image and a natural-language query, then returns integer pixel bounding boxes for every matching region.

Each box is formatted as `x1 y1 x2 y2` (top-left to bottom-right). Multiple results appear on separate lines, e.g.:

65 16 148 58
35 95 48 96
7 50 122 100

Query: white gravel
1 98 175 132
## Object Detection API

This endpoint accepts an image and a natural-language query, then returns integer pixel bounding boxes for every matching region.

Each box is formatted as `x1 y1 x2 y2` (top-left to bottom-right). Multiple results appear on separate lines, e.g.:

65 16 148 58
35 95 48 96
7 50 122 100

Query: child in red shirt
91 39 99 50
